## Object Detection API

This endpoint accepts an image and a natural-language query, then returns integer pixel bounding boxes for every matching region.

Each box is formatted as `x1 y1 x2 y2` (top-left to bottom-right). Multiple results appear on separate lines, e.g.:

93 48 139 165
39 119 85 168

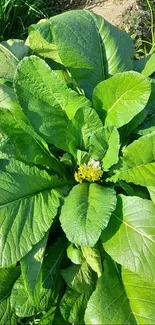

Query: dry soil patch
91 0 136 26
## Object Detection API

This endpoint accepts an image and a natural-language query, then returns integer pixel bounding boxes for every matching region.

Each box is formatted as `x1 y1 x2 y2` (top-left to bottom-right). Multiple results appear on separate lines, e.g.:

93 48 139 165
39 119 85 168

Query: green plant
0 0 104 41
0 9 155 325
142 0 155 53
122 0 155 57
0 0 46 41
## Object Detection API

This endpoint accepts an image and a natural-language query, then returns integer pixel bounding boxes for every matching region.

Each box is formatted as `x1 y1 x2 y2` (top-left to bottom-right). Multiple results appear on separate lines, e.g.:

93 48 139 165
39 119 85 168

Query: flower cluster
74 159 103 183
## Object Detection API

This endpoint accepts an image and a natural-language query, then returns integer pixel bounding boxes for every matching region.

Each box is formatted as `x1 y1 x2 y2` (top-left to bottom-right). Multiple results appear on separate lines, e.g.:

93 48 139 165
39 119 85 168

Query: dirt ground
91 0 136 26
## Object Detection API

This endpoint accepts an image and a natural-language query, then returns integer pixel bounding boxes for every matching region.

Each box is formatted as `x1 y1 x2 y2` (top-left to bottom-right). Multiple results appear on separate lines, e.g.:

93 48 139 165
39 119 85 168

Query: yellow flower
74 159 103 183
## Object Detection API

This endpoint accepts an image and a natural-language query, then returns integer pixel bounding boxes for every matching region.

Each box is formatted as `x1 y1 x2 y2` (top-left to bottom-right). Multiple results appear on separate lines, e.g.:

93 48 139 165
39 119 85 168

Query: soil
91 0 136 26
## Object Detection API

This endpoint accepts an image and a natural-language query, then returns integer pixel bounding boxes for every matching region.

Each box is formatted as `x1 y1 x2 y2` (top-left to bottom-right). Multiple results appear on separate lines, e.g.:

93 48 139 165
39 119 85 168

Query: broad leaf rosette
0 9 155 325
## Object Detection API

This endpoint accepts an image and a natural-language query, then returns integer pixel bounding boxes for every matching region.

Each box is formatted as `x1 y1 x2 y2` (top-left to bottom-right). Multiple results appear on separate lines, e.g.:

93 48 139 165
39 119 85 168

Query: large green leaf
81 245 102 277
111 132 155 186
67 244 84 265
10 275 37 317
0 159 63 267
11 237 67 317
84 258 135 325
89 126 120 171
39 236 67 312
29 10 134 98
120 80 155 139
0 267 20 302
1 39 29 61
122 268 155 324
0 298 19 325
102 195 155 282
0 108 67 175
14 55 91 150
0 260 20 324
134 52 155 77
60 183 116 247
61 261 95 294
91 12 134 76
67 106 103 157
0 44 18 81
93 71 151 128
28 20 62 63
21 233 48 305
60 287 90 324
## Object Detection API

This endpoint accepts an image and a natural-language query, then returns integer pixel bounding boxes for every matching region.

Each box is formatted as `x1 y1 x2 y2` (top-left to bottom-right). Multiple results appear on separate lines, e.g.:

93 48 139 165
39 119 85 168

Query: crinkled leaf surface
67 106 103 157
84 258 135 325
93 71 151 128
122 268 155 324
21 233 48 305
61 261 95 294
11 275 37 317
29 10 134 98
0 108 66 175
28 20 62 63
60 287 90 323
0 44 18 81
0 297 19 325
89 126 120 171
60 183 116 247
111 132 155 186
0 159 63 267
14 55 91 150
102 195 155 282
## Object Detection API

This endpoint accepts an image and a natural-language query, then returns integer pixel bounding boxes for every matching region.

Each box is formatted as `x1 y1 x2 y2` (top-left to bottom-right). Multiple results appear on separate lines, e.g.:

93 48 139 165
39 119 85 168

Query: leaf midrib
120 161 155 174
43 247 65 285
114 213 155 244
107 78 147 114
0 184 60 209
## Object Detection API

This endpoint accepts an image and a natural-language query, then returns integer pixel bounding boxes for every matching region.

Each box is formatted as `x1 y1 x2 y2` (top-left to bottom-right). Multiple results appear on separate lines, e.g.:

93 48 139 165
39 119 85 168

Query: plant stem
146 0 155 53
